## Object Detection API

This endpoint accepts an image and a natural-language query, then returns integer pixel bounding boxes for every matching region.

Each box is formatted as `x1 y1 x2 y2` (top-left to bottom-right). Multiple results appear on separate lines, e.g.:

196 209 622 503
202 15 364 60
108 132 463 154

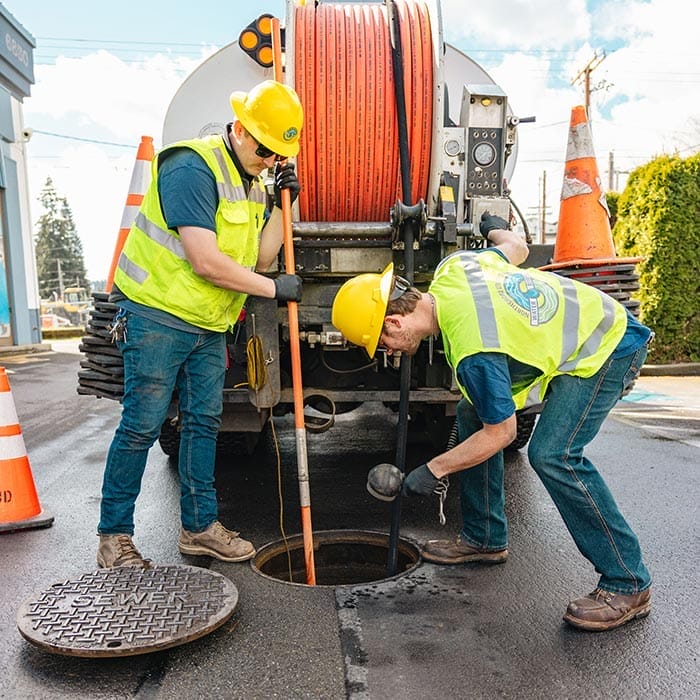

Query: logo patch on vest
498 272 559 326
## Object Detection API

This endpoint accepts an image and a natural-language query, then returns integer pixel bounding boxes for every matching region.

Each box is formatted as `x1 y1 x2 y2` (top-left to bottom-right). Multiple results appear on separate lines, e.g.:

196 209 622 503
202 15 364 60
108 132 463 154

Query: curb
0 343 53 358
640 363 700 377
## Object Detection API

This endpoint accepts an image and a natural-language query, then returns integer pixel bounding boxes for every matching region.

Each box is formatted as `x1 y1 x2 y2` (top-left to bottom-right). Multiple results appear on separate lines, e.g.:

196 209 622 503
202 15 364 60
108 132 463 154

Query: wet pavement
0 345 698 699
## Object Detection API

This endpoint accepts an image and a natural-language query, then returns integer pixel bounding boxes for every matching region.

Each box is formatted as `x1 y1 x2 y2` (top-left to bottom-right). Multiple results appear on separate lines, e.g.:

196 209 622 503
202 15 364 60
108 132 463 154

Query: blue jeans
98 312 226 535
457 343 651 595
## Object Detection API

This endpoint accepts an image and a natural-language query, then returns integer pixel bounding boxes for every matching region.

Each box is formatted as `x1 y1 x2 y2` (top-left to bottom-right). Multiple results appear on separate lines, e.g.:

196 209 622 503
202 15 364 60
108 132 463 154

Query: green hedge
612 153 700 363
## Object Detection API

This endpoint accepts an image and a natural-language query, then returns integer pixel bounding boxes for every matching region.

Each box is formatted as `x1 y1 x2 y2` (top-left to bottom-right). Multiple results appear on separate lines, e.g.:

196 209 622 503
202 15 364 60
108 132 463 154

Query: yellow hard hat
230 80 303 158
331 264 394 358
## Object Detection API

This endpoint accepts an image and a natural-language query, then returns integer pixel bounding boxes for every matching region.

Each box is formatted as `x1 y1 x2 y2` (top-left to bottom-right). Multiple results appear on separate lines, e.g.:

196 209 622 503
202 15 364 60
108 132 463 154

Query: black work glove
479 211 509 241
402 463 440 497
273 274 302 302
273 162 301 209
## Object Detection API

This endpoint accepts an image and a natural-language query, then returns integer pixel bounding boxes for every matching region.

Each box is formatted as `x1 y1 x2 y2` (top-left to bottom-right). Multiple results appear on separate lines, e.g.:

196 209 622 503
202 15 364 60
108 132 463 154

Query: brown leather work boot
421 538 508 565
178 521 255 562
97 534 151 569
563 588 651 631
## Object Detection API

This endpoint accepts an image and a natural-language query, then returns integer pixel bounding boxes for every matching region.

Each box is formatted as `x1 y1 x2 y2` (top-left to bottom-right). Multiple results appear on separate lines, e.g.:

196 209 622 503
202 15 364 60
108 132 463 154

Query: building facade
0 5 40 347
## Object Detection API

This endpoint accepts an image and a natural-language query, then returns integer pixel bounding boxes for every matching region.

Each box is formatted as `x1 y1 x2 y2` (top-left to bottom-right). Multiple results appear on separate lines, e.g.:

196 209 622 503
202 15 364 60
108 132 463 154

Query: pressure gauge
444 138 462 157
473 142 496 166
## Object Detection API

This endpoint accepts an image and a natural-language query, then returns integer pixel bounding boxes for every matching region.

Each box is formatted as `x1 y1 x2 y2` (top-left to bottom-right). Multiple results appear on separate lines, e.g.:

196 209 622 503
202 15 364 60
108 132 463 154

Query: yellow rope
246 334 267 391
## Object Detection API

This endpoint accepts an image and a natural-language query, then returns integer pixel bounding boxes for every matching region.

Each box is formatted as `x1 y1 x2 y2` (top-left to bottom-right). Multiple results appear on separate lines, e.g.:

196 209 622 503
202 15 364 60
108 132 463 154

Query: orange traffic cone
547 105 617 265
105 135 155 292
539 106 642 317
0 367 53 532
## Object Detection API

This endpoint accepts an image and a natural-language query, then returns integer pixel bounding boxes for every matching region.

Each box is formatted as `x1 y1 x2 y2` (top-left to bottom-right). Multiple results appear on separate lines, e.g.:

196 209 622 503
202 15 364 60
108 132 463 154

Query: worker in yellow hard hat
332 213 654 633
98 80 304 570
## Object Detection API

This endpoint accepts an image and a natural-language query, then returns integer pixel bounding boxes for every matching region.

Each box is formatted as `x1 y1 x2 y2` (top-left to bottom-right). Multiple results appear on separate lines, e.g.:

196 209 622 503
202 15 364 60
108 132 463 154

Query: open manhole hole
252 529 421 586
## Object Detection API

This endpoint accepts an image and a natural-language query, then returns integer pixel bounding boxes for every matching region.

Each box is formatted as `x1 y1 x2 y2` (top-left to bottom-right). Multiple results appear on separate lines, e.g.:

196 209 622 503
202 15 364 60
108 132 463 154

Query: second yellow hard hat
331 264 394 358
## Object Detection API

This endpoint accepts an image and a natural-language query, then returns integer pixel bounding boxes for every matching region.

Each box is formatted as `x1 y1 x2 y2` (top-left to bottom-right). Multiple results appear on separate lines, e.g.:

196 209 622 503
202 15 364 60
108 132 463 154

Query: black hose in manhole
251 529 421 587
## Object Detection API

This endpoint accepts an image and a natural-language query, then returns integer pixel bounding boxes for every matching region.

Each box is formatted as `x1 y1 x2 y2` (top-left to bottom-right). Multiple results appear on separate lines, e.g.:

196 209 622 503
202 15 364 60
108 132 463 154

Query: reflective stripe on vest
211 148 266 205
542 274 616 371
135 211 186 259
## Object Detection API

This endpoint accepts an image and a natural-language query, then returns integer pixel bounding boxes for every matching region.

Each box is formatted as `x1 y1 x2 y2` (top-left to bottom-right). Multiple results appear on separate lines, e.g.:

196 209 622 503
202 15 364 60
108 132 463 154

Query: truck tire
158 421 261 458
405 406 455 451
158 420 180 458
507 412 537 452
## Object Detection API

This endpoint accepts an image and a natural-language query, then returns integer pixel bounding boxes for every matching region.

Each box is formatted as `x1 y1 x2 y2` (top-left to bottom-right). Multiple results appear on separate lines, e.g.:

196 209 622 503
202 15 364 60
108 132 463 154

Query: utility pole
572 50 606 112
608 151 615 191
56 259 64 298
540 170 547 243
616 169 632 192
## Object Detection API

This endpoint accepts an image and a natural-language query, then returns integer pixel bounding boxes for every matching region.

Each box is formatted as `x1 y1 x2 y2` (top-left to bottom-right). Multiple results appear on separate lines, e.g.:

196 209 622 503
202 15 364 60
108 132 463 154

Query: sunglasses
390 275 411 301
249 133 281 160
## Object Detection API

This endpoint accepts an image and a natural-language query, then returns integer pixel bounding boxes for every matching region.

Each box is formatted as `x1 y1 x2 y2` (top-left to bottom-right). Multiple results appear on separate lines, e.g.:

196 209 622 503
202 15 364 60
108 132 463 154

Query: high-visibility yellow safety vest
430 250 628 409
115 134 267 332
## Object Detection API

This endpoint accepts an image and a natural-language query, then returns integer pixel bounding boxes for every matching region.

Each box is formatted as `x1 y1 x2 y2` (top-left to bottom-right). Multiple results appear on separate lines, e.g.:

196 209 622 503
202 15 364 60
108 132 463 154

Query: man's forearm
491 229 530 265
427 415 517 477
256 207 285 271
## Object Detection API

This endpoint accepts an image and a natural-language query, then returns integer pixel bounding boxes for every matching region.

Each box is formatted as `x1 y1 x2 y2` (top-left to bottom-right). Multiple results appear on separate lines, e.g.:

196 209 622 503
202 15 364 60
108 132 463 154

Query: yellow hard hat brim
365 263 394 358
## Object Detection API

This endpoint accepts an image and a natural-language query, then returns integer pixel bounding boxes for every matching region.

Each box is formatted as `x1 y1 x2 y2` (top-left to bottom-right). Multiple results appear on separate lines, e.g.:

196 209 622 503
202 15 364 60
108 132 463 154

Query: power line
31 129 136 149
32 36 220 64
36 36 218 47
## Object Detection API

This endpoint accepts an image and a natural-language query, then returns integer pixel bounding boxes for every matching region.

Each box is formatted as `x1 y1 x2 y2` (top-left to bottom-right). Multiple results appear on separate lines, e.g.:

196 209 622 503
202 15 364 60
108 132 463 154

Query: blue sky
7 0 698 280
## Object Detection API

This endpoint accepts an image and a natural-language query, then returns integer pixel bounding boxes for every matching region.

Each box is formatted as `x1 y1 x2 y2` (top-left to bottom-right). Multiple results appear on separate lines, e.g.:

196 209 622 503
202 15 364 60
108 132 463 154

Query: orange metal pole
271 17 316 585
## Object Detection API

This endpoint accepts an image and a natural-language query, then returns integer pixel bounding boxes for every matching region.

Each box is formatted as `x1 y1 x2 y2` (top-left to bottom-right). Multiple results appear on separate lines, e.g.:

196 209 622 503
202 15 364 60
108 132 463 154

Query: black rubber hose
387 0 415 576
508 194 532 244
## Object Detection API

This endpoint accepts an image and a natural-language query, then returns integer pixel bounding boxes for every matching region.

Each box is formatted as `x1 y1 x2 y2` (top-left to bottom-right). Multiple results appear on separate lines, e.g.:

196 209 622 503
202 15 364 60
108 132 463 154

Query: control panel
459 84 508 197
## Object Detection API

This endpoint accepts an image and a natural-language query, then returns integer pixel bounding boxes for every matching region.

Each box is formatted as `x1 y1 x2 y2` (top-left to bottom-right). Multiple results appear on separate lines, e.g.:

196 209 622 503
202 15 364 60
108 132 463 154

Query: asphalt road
1 344 698 699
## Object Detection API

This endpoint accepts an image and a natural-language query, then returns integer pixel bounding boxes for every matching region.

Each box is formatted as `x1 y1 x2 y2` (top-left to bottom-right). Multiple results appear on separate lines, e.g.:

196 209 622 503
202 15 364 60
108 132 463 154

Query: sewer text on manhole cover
16 564 238 657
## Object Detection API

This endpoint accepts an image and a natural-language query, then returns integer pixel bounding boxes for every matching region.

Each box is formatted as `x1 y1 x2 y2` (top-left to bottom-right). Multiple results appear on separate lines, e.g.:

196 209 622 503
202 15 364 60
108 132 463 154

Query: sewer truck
78 0 551 455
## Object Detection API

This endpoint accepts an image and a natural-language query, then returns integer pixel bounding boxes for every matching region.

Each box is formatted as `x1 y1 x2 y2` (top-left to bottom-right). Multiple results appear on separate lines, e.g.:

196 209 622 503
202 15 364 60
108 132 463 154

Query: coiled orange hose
294 1 433 222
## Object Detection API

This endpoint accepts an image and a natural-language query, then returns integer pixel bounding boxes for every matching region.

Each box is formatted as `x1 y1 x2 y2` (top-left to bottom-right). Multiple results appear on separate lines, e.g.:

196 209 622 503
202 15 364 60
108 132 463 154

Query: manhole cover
16 565 238 657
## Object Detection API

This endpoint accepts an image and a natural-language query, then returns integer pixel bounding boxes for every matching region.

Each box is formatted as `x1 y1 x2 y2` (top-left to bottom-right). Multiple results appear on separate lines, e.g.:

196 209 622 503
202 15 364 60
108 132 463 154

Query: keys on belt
108 309 127 343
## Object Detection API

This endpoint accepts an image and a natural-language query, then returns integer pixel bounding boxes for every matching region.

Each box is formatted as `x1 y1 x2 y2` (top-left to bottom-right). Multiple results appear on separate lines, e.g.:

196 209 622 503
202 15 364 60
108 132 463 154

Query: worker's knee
527 433 557 473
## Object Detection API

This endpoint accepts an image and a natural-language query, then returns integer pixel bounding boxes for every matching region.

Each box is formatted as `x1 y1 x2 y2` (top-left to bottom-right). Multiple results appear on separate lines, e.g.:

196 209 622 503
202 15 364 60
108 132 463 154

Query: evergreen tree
34 177 89 300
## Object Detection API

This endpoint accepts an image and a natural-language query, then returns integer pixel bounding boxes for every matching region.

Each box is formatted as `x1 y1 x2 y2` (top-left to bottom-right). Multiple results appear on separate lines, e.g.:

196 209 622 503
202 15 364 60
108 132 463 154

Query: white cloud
28 145 133 282
440 0 591 49
24 50 214 281
440 0 699 235
591 0 700 180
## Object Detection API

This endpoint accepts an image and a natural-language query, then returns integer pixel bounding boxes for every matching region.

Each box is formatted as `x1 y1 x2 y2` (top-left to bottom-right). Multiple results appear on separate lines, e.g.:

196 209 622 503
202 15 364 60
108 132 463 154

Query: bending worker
96 80 303 569
331 213 653 632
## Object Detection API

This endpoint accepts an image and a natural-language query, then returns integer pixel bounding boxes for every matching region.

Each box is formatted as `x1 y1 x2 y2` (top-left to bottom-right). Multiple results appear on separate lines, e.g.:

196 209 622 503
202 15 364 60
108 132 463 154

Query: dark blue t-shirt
158 148 219 232
157 127 256 232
